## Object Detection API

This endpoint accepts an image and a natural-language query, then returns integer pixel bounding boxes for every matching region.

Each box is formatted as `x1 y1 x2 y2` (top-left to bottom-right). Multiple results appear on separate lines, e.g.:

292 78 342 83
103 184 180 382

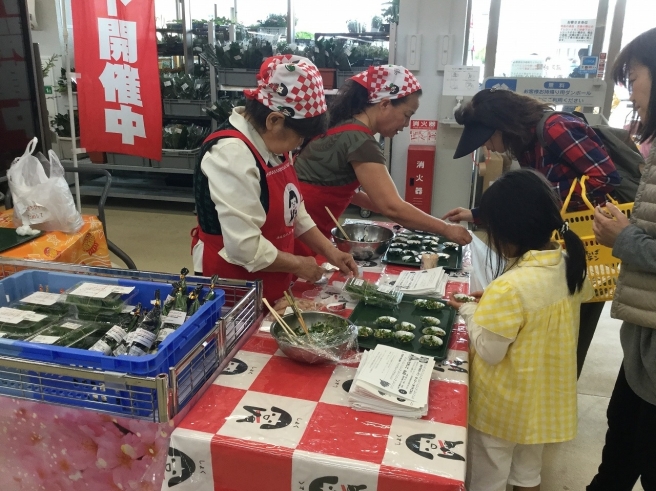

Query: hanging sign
71 0 162 160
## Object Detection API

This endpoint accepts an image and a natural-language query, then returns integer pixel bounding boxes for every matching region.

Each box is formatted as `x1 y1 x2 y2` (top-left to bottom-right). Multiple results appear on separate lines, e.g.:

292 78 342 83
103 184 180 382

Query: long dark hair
244 98 328 139
479 169 587 295
454 89 553 159
328 79 422 127
612 27 656 143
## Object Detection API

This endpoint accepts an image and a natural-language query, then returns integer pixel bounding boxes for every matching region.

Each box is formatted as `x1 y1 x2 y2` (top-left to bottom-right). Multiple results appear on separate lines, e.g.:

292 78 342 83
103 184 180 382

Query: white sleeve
459 302 515 365
201 140 279 272
294 201 317 238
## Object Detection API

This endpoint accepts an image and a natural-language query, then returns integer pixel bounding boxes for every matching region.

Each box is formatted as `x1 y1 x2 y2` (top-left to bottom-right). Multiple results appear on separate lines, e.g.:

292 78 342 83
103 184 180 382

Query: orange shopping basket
554 176 634 302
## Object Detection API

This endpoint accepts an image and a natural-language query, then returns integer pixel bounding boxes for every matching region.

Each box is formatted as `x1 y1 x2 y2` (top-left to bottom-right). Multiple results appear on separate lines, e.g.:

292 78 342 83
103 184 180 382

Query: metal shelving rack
75 0 211 203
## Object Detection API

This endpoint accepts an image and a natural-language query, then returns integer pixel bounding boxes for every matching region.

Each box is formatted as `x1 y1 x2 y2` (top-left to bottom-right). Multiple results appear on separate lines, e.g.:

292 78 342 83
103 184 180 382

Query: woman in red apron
191 55 358 302
294 65 472 257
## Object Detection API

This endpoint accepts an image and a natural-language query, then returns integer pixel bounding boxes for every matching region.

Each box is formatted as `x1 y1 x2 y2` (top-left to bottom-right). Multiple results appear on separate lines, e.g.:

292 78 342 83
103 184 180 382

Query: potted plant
203 39 273 87
308 38 350 90
51 112 84 160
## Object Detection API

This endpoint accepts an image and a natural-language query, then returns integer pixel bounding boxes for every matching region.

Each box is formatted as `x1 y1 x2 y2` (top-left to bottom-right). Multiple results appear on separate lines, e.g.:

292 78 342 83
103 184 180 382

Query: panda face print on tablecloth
309 476 368 491
405 434 465 462
292 450 380 491
214 350 273 390
219 392 317 448
236 405 292 429
382 419 467 479
166 447 196 487
222 358 248 375
431 352 469 385
319 365 358 407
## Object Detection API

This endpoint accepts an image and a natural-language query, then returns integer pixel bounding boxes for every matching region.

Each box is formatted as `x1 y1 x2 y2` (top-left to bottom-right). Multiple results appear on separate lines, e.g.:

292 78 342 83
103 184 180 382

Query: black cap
453 122 496 159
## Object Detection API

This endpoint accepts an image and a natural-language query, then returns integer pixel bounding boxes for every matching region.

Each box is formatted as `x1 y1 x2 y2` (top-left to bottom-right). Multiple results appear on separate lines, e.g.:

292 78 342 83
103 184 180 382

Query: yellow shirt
469 246 593 444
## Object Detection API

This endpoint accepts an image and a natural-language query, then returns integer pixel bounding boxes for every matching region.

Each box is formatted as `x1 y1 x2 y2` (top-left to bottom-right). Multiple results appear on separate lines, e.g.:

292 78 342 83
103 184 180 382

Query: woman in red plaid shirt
443 88 621 379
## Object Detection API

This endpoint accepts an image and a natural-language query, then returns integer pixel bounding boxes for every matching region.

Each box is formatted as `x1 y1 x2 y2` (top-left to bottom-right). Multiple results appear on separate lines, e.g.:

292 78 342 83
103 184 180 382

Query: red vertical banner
72 0 162 160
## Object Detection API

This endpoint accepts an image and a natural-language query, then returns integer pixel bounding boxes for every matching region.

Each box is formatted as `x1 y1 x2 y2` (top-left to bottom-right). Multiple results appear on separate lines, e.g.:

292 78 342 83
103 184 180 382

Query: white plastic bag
7 138 83 233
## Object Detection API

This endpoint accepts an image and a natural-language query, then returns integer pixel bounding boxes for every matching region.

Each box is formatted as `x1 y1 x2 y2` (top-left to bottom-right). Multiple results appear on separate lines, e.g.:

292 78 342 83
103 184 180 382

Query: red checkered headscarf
244 55 327 119
351 65 421 103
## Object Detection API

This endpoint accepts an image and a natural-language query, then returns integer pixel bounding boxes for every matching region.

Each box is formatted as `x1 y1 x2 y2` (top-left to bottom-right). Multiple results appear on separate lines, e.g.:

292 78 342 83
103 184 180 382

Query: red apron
295 123 374 256
191 129 299 302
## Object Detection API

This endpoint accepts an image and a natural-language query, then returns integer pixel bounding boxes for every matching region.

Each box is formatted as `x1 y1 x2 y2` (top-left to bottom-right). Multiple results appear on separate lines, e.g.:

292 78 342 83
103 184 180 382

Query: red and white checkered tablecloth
162 223 472 491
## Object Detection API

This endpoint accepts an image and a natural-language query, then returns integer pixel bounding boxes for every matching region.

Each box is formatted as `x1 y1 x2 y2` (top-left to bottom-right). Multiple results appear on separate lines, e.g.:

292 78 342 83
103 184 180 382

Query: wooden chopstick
262 298 297 338
284 291 309 335
325 206 351 241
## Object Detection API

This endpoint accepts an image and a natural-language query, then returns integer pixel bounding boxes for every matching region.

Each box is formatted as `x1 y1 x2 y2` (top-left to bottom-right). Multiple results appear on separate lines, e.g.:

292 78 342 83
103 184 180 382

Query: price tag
69 283 134 298
181 83 189 90
31 335 61 345
377 285 395 294
23 312 47 322
0 307 26 324
111 286 135 295
233 55 242 60
164 81 172 87
61 322 81 329
21 292 61 306
163 310 186 326
175 128 183 134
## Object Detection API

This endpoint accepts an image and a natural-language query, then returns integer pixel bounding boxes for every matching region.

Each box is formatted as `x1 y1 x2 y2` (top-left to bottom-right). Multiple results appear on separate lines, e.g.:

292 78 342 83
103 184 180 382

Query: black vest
194 121 270 235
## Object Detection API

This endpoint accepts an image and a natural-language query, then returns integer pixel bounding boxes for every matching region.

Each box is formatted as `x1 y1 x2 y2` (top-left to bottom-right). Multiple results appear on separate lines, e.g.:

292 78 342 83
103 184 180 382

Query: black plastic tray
381 233 463 271
0 228 43 253
349 298 456 361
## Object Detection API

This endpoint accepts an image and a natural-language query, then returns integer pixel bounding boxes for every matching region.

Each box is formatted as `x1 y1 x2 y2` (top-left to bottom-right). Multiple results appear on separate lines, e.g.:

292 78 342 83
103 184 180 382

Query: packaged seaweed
151 288 188 352
64 282 136 314
126 291 161 356
89 304 143 355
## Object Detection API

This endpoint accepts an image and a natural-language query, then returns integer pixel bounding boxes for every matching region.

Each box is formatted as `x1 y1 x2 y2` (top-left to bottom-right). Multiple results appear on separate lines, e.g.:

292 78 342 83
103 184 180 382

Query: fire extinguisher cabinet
405 145 436 214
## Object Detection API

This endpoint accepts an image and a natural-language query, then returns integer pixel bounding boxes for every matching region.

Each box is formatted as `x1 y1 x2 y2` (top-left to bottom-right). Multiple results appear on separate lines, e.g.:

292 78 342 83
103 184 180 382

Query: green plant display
51 112 80 138
162 124 210 150
204 96 246 125
203 39 273 69
161 74 210 100
41 54 59 79
381 0 400 24
57 68 77 93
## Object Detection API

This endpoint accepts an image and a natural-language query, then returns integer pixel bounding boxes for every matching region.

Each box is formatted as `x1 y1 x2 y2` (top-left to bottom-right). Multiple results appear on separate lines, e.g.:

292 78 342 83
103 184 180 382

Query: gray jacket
611 156 656 328
611 156 656 404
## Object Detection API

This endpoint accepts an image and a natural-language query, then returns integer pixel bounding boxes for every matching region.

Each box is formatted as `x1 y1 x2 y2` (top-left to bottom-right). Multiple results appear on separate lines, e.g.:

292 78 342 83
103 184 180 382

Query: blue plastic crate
0 270 225 377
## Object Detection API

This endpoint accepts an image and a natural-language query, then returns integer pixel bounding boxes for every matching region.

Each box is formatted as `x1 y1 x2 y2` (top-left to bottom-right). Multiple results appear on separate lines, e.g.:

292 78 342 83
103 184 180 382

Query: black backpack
536 111 644 203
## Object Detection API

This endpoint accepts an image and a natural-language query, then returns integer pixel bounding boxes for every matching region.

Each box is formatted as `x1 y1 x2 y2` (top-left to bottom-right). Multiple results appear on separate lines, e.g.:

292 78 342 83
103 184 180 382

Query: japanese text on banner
71 0 162 160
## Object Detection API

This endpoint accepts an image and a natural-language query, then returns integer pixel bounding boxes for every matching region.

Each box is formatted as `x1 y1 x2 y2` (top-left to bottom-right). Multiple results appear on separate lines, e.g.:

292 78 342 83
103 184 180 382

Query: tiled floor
94 199 643 491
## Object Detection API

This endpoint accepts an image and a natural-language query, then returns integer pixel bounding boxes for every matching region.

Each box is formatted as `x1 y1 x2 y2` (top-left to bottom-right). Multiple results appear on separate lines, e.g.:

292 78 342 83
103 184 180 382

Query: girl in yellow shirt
449 169 592 491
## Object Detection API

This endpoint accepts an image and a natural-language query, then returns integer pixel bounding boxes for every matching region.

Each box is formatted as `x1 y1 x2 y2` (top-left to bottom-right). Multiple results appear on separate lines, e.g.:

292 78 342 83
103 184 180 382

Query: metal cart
0 257 262 424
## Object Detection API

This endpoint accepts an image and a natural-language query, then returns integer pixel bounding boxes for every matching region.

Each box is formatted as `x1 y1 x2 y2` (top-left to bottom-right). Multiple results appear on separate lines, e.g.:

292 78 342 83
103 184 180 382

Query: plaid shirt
519 113 621 211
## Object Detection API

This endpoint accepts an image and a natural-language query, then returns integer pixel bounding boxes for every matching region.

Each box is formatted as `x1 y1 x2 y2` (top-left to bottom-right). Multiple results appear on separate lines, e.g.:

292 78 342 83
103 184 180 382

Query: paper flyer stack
395 267 447 297
348 344 435 418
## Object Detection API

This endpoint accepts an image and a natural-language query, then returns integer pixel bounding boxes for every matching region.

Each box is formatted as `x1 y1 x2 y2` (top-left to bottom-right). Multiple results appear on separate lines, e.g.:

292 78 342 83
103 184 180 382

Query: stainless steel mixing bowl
331 223 394 261
270 311 356 364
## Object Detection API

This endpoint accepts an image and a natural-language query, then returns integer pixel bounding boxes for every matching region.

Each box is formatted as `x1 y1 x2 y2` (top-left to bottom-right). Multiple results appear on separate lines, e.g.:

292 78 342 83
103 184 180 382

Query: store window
494 0 600 79
466 0 491 83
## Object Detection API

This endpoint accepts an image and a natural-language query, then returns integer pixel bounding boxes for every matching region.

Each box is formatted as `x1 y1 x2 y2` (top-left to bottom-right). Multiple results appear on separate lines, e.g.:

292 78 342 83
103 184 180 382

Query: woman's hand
593 202 631 248
443 224 472 245
447 290 482 310
324 248 359 278
442 207 474 223
294 256 328 283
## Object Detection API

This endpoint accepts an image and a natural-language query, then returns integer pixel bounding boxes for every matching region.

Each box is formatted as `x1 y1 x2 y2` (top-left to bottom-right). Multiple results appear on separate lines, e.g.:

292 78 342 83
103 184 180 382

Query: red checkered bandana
244 55 327 119
351 65 421 103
